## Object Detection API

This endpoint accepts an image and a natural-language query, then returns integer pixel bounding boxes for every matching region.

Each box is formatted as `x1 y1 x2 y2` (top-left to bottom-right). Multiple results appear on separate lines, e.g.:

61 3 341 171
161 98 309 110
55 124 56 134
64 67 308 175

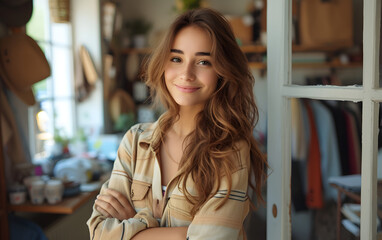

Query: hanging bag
299 0 353 49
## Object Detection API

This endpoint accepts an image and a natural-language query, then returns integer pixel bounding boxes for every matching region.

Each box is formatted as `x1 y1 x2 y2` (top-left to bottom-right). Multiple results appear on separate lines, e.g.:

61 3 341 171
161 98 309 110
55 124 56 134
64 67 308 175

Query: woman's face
164 25 218 111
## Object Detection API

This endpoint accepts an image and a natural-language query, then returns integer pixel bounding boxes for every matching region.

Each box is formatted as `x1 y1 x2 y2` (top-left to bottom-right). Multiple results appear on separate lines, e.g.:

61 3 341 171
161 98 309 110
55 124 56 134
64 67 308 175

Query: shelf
292 44 353 52
292 62 362 69
248 62 267 70
120 47 151 54
9 191 98 214
240 45 267 53
247 62 362 70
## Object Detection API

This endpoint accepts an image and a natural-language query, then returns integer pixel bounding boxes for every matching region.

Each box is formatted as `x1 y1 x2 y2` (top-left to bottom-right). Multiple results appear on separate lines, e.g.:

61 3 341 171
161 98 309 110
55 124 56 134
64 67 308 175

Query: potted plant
175 0 205 13
124 18 152 48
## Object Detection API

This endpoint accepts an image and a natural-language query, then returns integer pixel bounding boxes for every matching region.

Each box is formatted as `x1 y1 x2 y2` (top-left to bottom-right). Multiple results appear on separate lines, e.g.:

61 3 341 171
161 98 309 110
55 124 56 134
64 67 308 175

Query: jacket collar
137 119 161 152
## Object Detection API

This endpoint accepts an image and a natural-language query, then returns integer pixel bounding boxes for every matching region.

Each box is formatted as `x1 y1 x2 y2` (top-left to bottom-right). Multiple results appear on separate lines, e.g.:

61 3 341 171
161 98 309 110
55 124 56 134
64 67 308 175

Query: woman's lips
175 85 200 93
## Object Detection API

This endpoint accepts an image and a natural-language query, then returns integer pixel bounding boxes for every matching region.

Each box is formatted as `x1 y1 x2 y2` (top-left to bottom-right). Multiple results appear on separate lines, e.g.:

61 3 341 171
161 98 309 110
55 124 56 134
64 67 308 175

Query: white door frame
266 0 381 239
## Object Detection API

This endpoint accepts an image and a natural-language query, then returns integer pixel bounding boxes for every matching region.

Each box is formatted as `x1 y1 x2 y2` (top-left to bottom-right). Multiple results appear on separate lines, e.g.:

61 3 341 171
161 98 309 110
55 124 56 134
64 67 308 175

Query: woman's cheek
164 67 177 82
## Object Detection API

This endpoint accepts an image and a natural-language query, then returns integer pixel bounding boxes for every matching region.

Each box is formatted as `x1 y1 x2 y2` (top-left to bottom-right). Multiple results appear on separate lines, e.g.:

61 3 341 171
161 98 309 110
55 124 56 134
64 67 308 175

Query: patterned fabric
87 121 251 240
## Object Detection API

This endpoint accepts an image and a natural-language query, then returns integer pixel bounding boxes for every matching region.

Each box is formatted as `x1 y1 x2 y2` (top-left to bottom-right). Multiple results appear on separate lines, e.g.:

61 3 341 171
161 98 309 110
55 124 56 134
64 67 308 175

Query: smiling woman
87 8 267 240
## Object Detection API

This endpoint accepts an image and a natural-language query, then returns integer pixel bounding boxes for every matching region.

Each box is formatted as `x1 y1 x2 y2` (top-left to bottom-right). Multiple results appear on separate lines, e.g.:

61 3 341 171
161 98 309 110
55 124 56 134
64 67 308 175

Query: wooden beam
0 91 9 240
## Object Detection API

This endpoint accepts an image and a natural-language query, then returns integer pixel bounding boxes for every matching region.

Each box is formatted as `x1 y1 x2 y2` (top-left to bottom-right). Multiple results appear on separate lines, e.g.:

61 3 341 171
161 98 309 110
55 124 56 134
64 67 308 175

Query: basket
49 0 70 23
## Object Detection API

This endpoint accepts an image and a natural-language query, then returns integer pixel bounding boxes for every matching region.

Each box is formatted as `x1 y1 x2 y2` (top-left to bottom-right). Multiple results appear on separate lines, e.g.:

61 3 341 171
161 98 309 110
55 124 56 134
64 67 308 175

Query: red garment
304 101 323 208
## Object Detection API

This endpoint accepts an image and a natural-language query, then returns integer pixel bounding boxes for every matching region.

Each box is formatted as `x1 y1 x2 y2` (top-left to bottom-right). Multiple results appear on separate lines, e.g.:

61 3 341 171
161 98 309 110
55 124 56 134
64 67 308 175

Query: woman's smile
175 84 201 93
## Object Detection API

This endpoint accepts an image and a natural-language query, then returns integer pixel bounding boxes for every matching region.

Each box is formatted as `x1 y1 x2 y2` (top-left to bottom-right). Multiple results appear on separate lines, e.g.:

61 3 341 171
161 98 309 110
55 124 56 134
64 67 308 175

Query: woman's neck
171 106 201 138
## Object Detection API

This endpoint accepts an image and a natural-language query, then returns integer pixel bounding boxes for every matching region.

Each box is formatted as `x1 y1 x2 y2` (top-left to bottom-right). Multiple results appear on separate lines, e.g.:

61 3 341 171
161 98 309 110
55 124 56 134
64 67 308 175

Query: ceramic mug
8 185 27 205
44 180 64 204
29 180 45 204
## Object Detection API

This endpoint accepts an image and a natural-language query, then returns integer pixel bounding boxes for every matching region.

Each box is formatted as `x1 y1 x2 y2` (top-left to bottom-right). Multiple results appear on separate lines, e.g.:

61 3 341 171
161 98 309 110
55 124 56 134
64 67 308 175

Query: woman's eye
198 60 211 66
170 57 181 63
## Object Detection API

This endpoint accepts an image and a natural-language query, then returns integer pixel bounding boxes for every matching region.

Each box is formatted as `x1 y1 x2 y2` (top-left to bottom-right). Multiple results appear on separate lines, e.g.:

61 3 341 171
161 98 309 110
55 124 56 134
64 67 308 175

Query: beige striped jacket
87 121 251 239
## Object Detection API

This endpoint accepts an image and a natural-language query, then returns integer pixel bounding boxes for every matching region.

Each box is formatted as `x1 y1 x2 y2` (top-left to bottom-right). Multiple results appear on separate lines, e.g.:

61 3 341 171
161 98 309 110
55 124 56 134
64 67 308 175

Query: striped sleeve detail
191 215 242 229
120 222 125 240
213 190 248 202
112 170 132 182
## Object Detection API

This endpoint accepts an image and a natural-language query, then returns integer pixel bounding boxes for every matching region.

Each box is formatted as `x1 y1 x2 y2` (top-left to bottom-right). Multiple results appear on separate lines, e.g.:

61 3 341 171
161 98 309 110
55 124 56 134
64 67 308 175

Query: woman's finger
95 197 120 218
95 204 111 218
97 194 124 213
105 188 136 214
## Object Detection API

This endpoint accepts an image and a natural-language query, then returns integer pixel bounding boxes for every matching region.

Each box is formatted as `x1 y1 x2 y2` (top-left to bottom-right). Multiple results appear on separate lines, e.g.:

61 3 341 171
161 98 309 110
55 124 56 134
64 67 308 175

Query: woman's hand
95 188 136 221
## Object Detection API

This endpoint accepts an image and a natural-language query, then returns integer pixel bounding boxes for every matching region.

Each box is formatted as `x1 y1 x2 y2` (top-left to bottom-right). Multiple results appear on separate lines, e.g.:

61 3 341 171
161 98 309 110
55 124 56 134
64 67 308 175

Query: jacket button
156 199 159 204
131 190 134 198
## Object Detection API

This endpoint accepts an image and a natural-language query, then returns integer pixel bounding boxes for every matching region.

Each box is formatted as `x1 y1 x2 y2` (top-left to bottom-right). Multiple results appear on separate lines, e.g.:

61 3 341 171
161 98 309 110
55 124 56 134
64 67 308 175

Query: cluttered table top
9 190 98 214
7 155 110 215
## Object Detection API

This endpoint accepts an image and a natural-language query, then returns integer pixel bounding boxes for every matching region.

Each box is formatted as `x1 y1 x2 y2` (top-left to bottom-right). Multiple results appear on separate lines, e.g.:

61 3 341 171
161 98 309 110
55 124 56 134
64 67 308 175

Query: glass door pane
291 0 363 87
290 98 362 239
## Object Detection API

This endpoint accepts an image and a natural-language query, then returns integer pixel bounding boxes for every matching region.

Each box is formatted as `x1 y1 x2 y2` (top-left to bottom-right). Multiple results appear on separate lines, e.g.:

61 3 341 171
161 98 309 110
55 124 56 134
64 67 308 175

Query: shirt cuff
133 210 160 228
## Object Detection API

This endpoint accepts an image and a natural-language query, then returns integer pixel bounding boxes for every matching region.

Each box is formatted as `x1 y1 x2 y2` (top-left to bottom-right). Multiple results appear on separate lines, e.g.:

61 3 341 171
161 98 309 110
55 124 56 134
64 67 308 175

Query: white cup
29 180 45 204
8 184 27 205
44 180 64 204
23 176 41 191
9 191 27 205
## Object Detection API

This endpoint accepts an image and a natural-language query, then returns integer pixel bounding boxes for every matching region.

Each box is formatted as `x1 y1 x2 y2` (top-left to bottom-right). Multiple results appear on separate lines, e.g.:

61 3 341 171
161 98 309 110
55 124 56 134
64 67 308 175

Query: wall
72 0 104 136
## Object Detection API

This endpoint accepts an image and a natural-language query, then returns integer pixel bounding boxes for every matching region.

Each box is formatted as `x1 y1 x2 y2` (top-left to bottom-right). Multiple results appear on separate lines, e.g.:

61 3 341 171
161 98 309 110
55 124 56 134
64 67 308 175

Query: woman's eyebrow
171 49 183 54
195 52 211 56
170 49 211 56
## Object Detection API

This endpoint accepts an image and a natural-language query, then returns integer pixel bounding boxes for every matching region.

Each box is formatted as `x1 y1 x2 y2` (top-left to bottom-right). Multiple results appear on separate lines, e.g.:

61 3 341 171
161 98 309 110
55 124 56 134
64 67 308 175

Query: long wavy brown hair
143 8 267 216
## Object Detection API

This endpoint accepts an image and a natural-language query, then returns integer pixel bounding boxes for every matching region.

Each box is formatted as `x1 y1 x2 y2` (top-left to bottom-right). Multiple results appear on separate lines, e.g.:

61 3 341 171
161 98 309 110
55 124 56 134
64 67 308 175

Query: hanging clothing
291 98 308 161
321 102 349 175
291 99 311 211
344 111 361 174
310 100 341 201
304 100 323 208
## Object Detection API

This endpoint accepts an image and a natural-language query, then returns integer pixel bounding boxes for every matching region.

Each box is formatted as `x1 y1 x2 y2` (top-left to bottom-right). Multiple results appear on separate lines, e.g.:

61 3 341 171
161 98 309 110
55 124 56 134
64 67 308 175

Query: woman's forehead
171 26 213 53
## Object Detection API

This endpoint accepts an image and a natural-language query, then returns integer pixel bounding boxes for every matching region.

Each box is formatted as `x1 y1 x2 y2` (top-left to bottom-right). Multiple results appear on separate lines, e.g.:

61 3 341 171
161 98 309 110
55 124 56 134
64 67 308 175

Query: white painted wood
266 0 292 239
282 85 363 101
371 89 382 101
360 100 379 240
267 0 381 239
360 0 380 239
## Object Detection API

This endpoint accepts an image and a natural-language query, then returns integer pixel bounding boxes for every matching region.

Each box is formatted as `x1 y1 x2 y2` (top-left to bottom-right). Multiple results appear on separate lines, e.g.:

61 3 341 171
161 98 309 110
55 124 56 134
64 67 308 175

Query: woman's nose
180 62 195 81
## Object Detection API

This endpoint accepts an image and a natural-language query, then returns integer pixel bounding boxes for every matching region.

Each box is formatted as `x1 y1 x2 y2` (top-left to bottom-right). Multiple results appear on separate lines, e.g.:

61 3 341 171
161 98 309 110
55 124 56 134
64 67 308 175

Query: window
27 0 75 161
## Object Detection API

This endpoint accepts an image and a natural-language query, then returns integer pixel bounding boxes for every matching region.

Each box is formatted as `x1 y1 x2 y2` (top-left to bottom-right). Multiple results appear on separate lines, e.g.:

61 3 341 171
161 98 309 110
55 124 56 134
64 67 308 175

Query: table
9 190 98 214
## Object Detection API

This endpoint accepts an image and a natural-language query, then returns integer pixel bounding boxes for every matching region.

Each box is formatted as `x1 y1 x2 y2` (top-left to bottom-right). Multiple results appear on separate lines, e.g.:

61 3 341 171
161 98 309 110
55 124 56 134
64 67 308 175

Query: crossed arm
95 188 188 240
